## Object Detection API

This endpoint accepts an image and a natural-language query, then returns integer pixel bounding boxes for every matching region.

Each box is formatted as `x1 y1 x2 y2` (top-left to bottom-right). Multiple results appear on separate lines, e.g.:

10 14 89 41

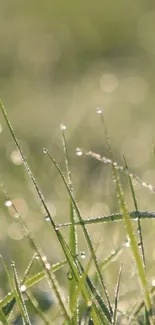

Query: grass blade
112 264 123 325
96 109 153 324
0 185 71 323
123 156 146 270
11 261 32 325
44 148 113 318
61 124 78 323
0 308 9 325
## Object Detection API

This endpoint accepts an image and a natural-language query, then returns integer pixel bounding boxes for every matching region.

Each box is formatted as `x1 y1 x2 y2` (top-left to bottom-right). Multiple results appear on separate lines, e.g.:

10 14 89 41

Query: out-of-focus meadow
1 0 155 314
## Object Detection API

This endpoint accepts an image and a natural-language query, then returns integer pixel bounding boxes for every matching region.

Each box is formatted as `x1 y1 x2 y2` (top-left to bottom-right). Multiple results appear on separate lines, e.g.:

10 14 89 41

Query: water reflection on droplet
60 124 66 131
10 150 23 165
20 285 26 292
4 200 12 207
35 254 40 260
76 148 83 156
45 215 50 222
96 107 102 114
67 271 73 280
42 255 47 262
125 240 130 247
80 252 86 259
43 148 47 154
45 262 51 270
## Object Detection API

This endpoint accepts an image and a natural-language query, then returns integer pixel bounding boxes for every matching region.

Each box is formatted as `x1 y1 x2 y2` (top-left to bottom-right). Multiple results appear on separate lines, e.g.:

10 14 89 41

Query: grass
0 101 155 324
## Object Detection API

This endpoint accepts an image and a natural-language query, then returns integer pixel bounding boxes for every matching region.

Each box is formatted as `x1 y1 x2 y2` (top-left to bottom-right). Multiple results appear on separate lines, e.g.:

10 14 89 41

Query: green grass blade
112 264 123 325
123 156 146 270
110 157 153 323
0 259 67 310
56 230 111 324
97 109 153 323
57 210 155 228
100 244 125 271
11 261 32 325
124 155 148 323
1 184 108 324
0 308 9 325
61 125 78 323
44 148 113 318
0 186 71 323
70 243 109 324
25 291 53 325
85 149 155 194
0 256 32 325
22 253 37 283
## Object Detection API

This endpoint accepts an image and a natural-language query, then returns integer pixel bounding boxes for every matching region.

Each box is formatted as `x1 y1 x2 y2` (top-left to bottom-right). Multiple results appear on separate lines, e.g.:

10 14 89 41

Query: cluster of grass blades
0 101 155 324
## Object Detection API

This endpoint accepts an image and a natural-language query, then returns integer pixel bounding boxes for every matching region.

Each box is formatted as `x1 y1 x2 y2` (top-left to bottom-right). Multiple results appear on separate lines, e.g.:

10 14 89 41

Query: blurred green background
1 0 155 320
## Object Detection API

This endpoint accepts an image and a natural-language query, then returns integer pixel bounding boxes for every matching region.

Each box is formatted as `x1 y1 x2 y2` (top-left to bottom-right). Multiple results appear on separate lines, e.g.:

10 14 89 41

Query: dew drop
80 251 86 259
42 255 47 262
4 200 12 207
43 148 47 154
60 124 66 131
125 240 130 247
87 300 92 307
45 262 51 270
67 271 73 280
148 184 153 191
20 284 26 292
45 215 50 222
96 107 102 114
76 148 83 156
138 242 142 248
35 254 40 260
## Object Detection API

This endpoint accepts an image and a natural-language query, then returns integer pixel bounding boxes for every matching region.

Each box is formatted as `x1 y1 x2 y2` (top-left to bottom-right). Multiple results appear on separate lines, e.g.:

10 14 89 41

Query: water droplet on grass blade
67 271 73 280
20 285 26 292
4 200 12 207
35 254 39 260
125 240 130 247
45 262 51 270
43 148 47 154
45 215 50 222
96 107 102 114
76 148 83 156
60 124 66 131
80 252 86 259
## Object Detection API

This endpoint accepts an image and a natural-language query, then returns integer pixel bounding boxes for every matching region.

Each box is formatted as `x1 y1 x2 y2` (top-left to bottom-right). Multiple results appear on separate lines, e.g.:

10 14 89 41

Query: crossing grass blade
0 308 9 325
0 185 71 323
11 261 32 325
0 101 112 323
0 256 32 325
0 259 67 311
55 229 111 324
56 211 155 228
24 290 53 325
44 148 113 318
